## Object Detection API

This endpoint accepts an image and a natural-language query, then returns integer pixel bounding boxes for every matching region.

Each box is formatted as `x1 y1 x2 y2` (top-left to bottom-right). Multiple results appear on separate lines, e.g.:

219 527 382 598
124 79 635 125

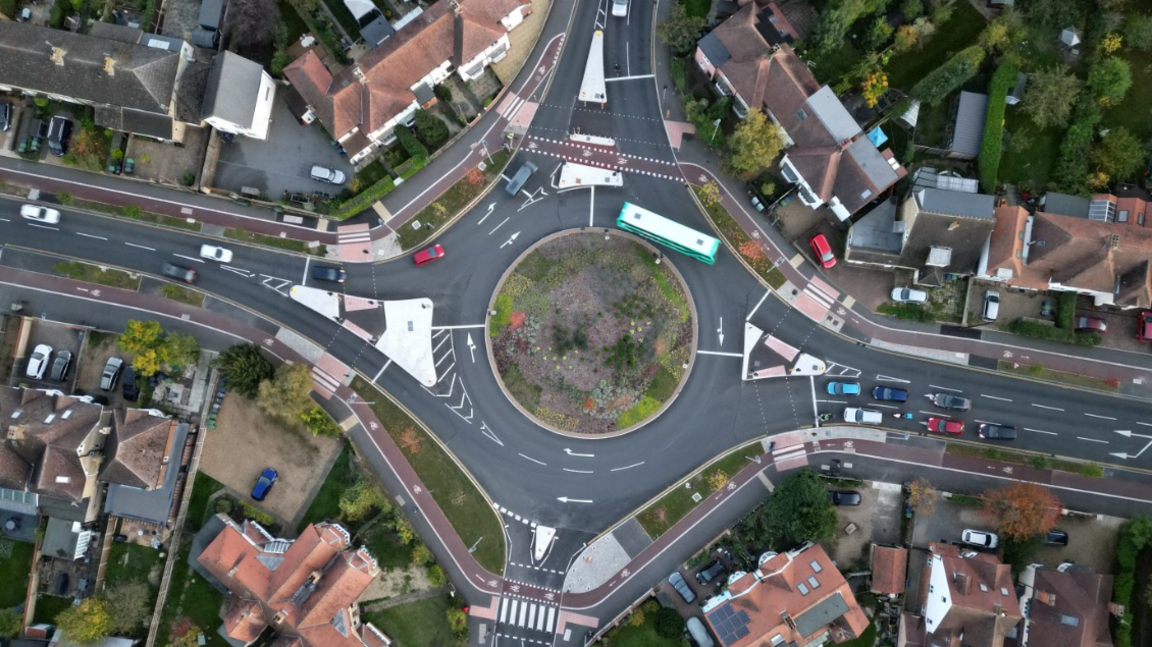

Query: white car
200 245 234 262
310 165 347 185
890 287 928 304
611 0 628 16
25 343 53 379
20 204 62 224
962 529 999 549
843 407 884 425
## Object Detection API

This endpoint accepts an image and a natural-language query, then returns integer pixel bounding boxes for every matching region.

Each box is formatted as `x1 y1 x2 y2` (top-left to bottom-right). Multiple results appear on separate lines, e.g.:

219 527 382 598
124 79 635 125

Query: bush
654 607 683 638
1054 292 1076 330
426 564 446 586
433 84 452 102
395 125 428 161
671 57 686 92
1004 319 1100 346
301 406 341 437
1112 515 1152 647
395 156 427 179
910 46 986 104
877 302 935 322
334 176 396 219
413 110 449 150
978 62 1019 194
241 502 276 527
217 343 275 398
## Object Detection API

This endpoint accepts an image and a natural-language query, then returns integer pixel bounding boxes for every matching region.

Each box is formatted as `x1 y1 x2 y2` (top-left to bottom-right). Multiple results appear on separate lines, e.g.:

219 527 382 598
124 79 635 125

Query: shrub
434 84 452 102
395 125 428 161
395 156 427 179
426 564 446 586
301 406 341 437
414 110 449 150
334 176 396 219
241 502 276 527
654 607 683 638
877 302 935 322
978 62 1019 194
910 46 986 104
1054 292 1076 330
671 57 686 92
1004 319 1100 346
1112 515 1152 647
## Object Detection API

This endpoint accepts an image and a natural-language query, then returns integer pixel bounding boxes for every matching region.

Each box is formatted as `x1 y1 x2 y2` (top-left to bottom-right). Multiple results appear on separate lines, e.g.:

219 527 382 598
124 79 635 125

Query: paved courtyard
213 91 354 200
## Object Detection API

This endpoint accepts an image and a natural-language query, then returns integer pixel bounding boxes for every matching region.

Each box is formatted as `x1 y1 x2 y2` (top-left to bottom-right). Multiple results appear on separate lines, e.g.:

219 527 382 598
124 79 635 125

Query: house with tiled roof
1017 563 1114 647
702 542 869 647
980 204 1152 309
899 542 1022 647
694 4 905 220
284 0 528 163
871 545 907 598
197 518 388 647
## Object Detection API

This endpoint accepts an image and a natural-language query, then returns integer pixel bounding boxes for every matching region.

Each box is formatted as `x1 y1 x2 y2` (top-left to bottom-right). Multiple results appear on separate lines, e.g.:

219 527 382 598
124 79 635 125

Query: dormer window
55 476 70 483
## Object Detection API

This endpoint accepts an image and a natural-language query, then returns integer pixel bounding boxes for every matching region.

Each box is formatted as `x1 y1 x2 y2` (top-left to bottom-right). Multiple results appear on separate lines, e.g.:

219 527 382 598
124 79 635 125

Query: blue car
826 381 861 396
872 386 909 402
251 468 278 501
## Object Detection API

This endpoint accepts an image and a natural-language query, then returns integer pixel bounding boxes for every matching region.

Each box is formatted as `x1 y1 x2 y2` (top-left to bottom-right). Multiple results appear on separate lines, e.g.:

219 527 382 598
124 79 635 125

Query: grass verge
106 542 164 586
945 442 1104 478
185 471 225 532
637 446 757 539
157 544 227 647
69 198 203 231
296 444 354 533
397 149 512 251
996 360 1120 393
33 595 74 624
224 228 327 255
362 594 458 647
53 261 141 290
694 188 786 289
0 539 35 607
599 606 682 647
160 283 205 307
886 1 987 89
351 377 505 573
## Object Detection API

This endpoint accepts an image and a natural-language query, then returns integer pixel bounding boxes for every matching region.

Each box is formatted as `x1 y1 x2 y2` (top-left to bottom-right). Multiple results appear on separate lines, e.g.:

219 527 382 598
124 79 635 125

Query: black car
312 265 347 283
696 560 725 585
872 386 908 402
930 392 972 411
828 490 862 506
50 350 73 382
1045 529 1069 546
46 115 73 157
0 102 12 132
122 365 139 402
978 423 1018 440
162 263 197 284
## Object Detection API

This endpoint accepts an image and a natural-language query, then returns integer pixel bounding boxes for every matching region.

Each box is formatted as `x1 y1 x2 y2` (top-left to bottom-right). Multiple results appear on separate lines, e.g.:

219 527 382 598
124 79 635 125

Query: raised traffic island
487 231 696 435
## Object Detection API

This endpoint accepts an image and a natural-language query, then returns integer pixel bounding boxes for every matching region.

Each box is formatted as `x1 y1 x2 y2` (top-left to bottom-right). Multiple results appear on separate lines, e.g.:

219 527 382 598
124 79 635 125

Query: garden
490 233 694 434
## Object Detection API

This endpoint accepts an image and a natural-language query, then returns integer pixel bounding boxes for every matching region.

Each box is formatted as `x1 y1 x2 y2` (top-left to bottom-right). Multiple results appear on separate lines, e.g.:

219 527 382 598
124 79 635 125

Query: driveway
213 92 354 200
910 498 990 550
1077 307 1152 354
828 482 903 569
14 321 85 391
76 330 134 407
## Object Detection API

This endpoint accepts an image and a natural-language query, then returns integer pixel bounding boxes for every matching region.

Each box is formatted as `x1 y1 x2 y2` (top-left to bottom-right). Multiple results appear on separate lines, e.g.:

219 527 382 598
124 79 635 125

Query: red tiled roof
1027 566 1113 647
910 542 1022 647
871 545 907 595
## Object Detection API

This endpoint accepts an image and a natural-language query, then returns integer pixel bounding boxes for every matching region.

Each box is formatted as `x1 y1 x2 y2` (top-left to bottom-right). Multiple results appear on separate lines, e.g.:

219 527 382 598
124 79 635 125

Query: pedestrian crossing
499 597 558 634
311 365 341 398
498 94 528 120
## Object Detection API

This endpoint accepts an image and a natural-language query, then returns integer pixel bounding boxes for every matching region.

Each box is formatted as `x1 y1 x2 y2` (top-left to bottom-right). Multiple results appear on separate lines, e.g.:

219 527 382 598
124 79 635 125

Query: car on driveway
828 490 862 506
1045 529 1069 546
978 423 1017 440
928 392 971 411
122 365 139 402
310 165 346 185
696 560 725 585
809 233 836 269
0 101 11 131
100 356 124 391
890 287 928 304
843 407 883 424
1139 310 1152 342
413 244 445 266
162 263 197 284
668 572 696 603
826 381 860 396
251 468 278 501
927 416 964 435
26 344 52 380
872 386 908 402
312 265 346 283
962 529 999 549
20 204 62 224
1074 316 1107 333
50 350 73 382
200 245 233 262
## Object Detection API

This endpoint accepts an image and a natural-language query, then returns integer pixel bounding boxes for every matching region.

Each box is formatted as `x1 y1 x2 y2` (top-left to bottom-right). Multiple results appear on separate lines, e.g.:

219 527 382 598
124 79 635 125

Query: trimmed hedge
396 125 429 162
977 62 1019 194
1004 319 1100 346
1112 515 1152 647
395 156 428 179
334 175 396 219
910 46 986 105
1054 291 1077 330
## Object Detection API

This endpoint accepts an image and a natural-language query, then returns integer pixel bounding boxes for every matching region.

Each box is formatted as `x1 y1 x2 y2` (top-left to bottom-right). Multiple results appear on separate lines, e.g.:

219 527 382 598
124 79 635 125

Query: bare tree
225 0 283 52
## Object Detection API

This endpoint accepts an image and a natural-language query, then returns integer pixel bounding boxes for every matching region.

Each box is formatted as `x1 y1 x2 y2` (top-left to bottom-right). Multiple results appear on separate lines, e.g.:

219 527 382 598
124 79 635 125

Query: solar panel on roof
737 611 749 623
734 626 749 640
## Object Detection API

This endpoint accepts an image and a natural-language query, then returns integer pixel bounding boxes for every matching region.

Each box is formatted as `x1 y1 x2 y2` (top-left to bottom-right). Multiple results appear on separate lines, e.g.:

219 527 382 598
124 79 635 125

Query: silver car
100 356 124 391
310 165 347 185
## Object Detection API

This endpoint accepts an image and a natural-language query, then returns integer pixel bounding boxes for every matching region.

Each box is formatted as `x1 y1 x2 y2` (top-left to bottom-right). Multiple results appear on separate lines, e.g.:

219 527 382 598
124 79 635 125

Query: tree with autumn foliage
907 478 938 516
979 483 1062 541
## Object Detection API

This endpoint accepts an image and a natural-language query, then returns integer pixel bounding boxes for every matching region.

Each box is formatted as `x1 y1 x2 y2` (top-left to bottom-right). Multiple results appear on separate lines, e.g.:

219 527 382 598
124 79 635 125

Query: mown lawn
53 261 141 290
296 443 354 533
599 609 682 647
156 544 227 647
185 471 225 532
33 595 74 624
224 228 327 256
106 542 163 586
1102 47 1152 144
637 446 760 538
0 540 35 607
887 1 988 90
362 594 458 647
998 110 1062 190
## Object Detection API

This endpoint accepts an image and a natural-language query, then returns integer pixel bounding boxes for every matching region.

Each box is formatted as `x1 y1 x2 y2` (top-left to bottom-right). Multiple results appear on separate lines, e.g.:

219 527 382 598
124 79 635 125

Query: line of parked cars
24 344 71 382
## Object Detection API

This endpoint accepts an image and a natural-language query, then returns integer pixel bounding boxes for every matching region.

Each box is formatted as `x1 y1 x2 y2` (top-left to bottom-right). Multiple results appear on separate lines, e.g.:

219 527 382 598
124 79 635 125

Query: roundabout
488 231 696 435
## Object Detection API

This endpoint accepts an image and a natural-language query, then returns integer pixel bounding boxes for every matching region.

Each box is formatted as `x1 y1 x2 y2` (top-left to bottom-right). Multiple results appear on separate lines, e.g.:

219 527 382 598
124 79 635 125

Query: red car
809 233 836 269
1138 310 1152 342
413 244 445 266
927 416 964 435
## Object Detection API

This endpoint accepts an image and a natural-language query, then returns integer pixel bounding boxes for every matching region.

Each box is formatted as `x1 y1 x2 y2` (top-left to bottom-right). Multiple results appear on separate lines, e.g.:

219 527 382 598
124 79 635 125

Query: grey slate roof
847 136 898 191
794 592 850 639
360 14 396 47
898 210 995 276
915 188 995 220
202 51 263 129
104 422 188 525
95 105 174 139
807 86 861 144
949 91 988 157
847 198 903 256
0 22 179 117
698 32 732 68
1043 192 1092 219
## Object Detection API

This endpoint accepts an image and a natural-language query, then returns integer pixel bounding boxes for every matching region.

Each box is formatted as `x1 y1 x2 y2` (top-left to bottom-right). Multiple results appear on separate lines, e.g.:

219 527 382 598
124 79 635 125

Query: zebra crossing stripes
310 366 341 397
498 597 558 634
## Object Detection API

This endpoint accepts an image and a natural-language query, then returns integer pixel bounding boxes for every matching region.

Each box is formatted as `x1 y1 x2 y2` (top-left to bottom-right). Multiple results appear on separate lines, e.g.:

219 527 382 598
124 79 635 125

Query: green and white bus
616 202 720 264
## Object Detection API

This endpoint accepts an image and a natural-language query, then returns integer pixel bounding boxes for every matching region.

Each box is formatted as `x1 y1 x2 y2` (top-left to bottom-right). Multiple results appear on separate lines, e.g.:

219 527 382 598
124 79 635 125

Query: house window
798 582 810 595
1140 212 1146 225
1119 210 1130 222
810 560 823 573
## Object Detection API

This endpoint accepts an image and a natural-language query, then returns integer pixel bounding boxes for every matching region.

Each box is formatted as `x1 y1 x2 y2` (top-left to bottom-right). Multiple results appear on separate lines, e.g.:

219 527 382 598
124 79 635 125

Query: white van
611 0 628 16
843 407 884 425
982 290 1000 322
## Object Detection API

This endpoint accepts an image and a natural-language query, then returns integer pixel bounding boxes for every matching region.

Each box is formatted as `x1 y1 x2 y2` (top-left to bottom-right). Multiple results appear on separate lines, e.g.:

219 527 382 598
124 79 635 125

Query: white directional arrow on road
718 317 725 346
466 333 476 363
564 448 595 457
1110 429 1152 460
477 203 496 225
501 232 521 249
556 497 594 504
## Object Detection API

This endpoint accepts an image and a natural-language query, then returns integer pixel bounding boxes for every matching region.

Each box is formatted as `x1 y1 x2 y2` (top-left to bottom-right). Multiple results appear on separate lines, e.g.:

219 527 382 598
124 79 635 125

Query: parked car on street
978 423 1018 440
929 392 971 411
251 468 278 501
668 572 696 603
25 344 53 379
927 416 964 435
310 165 346 184
826 381 861 396
872 386 908 402
828 490 862 506
413 244 445 266
200 245 234 262
843 407 883 424
890 287 928 304
962 529 999 549
809 233 836 269
1074 316 1107 333
695 560 725 585
1045 529 1069 546
161 263 197 284
100 357 124 391
611 0 629 16
1139 310 1152 342
50 350 73 382
20 204 61 224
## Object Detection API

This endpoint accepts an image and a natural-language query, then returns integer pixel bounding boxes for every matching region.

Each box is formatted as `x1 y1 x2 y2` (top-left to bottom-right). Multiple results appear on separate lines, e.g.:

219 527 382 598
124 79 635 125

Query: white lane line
562 468 593 474
747 289 770 321
221 266 253 277
173 253 206 263
920 411 949 417
588 185 595 227
981 394 1012 402
871 403 899 410
76 232 108 240
125 242 156 251
430 324 487 330
1138 422 1152 427
1084 413 1117 420
1025 427 1057 435
1031 403 1064 411
27 223 59 230
0 217 9 222
809 376 819 423
489 217 510 235
519 453 546 466
929 385 962 392
1077 436 1109 444
302 256 311 285
876 375 910 383
610 462 645 472
372 359 392 382
698 350 742 357
815 399 847 405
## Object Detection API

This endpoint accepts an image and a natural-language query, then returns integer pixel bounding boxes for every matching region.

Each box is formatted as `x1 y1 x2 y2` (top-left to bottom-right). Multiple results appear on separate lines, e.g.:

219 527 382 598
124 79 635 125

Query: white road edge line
26 224 59 230
610 462 645 472
1024 428 1057 435
1031 403 1064 411
125 242 156 251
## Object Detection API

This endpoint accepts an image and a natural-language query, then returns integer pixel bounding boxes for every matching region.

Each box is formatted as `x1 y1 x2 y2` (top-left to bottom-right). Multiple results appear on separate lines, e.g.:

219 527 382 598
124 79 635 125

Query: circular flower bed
489 233 694 434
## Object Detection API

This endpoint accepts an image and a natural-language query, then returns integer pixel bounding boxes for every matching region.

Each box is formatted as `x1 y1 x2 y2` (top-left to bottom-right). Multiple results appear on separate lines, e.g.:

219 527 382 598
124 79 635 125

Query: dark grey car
695 560 725 585
930 392 972 411
50 350 73 382
0 102 11 132
978 423 1018 440
828 490 862 506
162 263 197 284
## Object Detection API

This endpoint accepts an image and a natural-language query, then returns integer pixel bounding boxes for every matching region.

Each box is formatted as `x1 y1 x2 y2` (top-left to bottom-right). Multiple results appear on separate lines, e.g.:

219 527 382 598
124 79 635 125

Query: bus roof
618 202 719 255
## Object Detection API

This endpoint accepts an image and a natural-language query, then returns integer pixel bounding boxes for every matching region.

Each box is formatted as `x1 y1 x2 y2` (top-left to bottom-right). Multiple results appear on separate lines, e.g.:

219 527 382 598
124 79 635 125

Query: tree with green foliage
301 406 341 437
257 362 315 426
102 580 152 635
979 9 1023 54
901 0 923 19
1023 0 1085 28
978 62 1019 193
1093 127 1146 182
118 320 163 354
726 109 784 178
395 125 428 161
910 45 985 104
1126 14 1152 51
0 608 21 639
446 607 468 637
762 469 837 550
656 2 707 55
413 110 449 150
1087 57 1132 107
867 16 893 49
217 343 275 398
1022 64 1082 130
164 332 200 370
654 607 683 638
55 598 113 645
338 474 389 522
118 320 200 377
